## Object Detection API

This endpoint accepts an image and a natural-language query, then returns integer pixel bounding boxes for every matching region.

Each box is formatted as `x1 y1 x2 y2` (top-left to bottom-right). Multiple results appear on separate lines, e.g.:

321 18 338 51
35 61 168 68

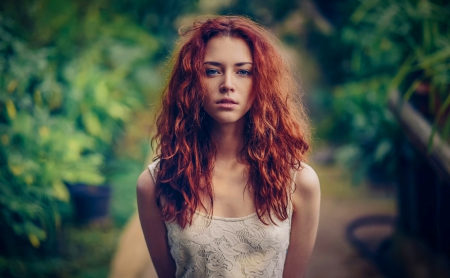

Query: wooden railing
387 90 450 276
388 90 450 182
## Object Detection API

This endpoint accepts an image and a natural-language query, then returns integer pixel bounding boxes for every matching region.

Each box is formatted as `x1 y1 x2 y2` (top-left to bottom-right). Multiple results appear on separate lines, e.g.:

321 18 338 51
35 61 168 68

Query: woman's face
202 36 254 126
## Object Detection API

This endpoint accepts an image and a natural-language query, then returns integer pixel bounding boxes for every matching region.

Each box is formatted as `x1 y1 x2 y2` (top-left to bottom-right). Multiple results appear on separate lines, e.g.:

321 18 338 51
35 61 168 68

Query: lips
216 98 238 104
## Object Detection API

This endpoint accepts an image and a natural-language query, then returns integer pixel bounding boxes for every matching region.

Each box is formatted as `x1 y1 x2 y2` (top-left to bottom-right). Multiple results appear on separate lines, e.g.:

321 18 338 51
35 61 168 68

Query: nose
220 71 235 93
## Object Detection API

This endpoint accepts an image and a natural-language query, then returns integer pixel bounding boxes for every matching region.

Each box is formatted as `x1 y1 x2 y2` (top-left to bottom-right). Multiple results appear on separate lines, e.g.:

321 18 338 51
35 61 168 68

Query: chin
215 118 241 124
209 115 244 125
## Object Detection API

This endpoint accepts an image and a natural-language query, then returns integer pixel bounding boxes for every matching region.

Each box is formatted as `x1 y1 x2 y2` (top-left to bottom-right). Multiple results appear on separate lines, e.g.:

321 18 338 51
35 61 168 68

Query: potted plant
64 155 112 225
66 182 112 225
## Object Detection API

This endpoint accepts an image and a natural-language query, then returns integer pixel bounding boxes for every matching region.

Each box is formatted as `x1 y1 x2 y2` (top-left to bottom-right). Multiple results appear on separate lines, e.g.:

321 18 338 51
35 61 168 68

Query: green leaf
437 91 450 118
108 102 130 120
81 112 102 136
350 0 378 23
402 79 422 102
389 54 414 91
52 181 70 202
11 111 33 136
427 122 438 153
416 47 450 69
374 140 391 162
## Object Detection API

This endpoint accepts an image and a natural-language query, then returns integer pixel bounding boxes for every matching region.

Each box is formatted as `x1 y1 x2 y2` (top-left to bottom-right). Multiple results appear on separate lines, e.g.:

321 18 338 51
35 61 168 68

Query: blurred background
1 0 449 277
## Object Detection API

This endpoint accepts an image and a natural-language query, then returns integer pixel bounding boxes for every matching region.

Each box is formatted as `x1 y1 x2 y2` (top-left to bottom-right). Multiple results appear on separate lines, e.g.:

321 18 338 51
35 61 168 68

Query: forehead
203 36 253 63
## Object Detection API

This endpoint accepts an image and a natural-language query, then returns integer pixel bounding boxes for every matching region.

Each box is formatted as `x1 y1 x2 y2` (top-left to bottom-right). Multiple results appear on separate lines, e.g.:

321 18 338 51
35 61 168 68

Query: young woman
137 16 320 278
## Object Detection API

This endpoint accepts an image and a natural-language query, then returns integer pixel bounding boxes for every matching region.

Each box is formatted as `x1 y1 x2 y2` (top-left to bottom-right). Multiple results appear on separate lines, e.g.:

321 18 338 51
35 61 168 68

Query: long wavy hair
152 15 310 228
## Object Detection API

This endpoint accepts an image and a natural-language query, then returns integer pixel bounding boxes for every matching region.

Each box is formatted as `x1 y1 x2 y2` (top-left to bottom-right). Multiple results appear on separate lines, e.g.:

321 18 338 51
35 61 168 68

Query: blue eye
206 69 220 76
238 69 251 76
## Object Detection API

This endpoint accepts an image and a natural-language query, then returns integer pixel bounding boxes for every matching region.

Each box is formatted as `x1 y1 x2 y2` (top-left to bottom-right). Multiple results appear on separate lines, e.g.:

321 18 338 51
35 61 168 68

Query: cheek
242 95 254 114
246 85 255 106
203 81 218 99
247 99 255 112
247 80 254 98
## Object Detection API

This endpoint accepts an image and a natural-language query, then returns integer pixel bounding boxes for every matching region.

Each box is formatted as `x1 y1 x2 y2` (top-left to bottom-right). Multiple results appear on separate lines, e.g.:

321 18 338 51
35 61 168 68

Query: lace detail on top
148 160 294 278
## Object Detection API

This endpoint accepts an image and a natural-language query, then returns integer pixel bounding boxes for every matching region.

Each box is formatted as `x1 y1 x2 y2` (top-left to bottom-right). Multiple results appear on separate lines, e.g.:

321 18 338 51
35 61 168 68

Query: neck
209 117 246 162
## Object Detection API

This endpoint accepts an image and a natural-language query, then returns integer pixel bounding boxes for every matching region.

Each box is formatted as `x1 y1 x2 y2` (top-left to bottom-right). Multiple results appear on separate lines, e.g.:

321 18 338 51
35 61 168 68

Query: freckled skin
202 36 254 126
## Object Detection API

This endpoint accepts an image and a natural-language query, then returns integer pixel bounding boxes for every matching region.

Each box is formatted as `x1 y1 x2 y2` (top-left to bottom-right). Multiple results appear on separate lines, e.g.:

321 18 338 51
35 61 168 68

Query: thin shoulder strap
147 160 159 184
288 169 298 224
291 169 298 194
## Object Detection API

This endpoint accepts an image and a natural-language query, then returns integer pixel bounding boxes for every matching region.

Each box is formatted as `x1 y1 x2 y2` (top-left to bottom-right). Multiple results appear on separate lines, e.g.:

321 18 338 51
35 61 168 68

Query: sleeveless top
148 160 295 278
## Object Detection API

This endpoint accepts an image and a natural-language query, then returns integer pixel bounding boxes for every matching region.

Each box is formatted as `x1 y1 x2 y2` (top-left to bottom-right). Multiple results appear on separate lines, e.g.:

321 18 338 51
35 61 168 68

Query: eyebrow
203 61 253 66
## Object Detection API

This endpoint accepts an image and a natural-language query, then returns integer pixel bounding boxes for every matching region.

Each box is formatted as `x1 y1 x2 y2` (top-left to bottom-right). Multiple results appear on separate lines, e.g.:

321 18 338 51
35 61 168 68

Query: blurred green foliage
0 16 104 261
313 0 450 182
345 0 450 141
0 0 197 276
1 224 121 278
330 78 403 183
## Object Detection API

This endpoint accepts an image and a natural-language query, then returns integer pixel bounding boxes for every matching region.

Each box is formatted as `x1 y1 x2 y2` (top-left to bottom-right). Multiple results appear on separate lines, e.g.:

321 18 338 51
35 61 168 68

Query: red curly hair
153 15 310 228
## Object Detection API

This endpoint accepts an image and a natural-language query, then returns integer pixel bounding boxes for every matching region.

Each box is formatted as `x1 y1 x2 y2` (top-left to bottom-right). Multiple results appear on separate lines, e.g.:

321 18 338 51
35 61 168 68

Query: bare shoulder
136 167 159 218
136 166 176 275
284 163 321 276
136 168 156 197
292 163 321 206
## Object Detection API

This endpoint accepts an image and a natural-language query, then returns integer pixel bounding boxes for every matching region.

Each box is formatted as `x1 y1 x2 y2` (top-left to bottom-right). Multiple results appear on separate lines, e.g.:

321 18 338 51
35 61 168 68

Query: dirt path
306 163 396 278
308 197 395 278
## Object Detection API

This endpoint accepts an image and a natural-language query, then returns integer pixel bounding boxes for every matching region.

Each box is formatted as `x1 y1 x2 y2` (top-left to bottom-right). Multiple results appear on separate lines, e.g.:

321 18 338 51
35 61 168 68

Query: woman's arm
283 163 321 278
136 169 176 277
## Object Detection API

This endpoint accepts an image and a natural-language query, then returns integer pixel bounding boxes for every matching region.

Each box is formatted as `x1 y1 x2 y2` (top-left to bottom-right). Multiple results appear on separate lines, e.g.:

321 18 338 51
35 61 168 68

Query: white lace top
148 161 294 278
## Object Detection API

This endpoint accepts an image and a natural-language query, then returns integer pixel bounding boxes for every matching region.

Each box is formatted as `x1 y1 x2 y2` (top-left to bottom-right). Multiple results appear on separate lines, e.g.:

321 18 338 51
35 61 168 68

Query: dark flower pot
67 184 112 224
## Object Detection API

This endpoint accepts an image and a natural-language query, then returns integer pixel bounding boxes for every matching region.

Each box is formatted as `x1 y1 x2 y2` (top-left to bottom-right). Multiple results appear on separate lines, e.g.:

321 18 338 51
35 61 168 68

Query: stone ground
109 162 396 278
